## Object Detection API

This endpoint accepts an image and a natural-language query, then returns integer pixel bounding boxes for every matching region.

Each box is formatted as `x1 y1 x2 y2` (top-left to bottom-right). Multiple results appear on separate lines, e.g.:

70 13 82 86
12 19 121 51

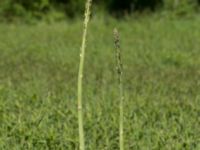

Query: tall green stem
78 0 92 150
114 28 124 150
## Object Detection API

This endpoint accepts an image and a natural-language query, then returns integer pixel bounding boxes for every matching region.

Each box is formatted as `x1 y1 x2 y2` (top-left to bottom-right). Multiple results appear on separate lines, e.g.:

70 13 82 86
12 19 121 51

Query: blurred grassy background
0 14 200 149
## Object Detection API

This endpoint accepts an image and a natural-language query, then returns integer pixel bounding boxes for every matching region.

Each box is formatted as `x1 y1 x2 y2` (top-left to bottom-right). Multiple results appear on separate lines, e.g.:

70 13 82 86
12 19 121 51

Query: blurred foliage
164 0 198 14
106 0 162 14
0 16 200 149
0 0 199 20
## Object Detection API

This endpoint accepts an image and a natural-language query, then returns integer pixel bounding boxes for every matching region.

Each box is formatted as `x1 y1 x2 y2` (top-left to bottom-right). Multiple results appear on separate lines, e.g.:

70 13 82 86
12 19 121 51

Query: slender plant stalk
113 28 124 150
77 0 92 150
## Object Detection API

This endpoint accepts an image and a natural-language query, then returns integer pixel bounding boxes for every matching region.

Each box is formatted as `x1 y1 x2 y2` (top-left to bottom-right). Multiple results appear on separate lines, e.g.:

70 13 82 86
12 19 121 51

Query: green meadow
0 15 200 149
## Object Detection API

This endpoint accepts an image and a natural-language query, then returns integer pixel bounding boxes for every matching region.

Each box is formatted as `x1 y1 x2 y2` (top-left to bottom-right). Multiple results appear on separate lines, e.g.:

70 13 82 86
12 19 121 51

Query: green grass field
0 15 200 149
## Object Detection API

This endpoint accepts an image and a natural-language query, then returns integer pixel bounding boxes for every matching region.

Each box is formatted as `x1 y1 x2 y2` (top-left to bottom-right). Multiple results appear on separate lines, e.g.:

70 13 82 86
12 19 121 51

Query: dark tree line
0 0 199 19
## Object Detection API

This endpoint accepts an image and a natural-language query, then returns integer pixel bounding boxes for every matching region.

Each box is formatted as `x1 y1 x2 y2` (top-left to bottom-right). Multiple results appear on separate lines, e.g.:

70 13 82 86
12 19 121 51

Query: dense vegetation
0 0 200 20
0 15 200 149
